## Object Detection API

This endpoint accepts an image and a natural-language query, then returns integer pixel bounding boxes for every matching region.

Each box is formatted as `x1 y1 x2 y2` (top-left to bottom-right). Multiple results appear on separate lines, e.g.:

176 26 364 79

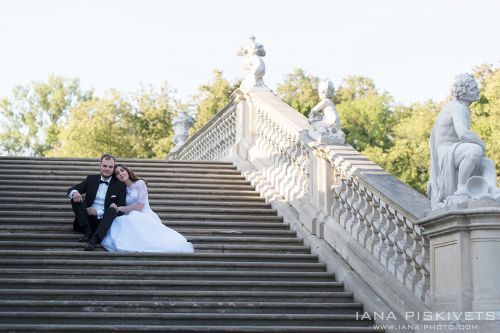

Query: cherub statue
308 80 345 144
237 36 266 92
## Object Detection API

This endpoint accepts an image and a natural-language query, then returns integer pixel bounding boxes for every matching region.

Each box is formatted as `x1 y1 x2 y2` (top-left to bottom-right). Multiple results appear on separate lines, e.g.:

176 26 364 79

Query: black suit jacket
68 175 127 231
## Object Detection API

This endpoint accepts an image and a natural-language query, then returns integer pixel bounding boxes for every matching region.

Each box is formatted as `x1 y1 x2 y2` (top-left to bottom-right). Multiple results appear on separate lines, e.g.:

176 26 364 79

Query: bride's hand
117 206 126 213
110 203 118 210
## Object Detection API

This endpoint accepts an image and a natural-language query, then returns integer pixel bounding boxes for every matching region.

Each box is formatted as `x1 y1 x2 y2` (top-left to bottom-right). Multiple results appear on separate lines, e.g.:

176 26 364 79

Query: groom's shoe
84 236 98 251
84 243 95 251
78 227 92 243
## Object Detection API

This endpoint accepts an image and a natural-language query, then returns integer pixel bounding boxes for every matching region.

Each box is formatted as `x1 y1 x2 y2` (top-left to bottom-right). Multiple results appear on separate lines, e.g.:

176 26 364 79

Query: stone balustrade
169 87 433 320
169 101 237 161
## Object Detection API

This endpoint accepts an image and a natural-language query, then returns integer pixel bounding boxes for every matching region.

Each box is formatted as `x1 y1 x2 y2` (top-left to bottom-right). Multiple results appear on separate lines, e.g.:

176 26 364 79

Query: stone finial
170 110 194 153
428 73 500 209
237 36 266 92
307 80 345 145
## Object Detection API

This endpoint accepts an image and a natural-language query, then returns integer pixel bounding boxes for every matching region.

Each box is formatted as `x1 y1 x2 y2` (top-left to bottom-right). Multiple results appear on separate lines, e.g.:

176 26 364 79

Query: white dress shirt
70 176 111 219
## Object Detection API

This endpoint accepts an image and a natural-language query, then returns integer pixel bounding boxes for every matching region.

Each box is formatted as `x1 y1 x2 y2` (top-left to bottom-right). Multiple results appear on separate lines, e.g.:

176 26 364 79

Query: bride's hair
114 164 140 182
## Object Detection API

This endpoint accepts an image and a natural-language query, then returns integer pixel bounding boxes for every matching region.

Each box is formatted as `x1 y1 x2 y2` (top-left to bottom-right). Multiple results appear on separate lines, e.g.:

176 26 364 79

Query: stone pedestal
417 200 500 312
308 129 345 145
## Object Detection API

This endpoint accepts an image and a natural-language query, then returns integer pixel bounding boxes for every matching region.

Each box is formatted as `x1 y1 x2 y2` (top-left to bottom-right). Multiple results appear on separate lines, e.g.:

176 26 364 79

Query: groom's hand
71 192 83 203
86 207 97 216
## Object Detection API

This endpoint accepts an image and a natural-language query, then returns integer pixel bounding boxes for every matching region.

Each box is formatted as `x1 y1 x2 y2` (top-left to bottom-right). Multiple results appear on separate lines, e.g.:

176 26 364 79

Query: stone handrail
169 87 432 316
168 100 238 161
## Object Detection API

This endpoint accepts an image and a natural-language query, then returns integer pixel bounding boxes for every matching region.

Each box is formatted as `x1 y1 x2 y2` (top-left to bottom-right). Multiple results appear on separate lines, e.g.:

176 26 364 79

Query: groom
67 153 126 251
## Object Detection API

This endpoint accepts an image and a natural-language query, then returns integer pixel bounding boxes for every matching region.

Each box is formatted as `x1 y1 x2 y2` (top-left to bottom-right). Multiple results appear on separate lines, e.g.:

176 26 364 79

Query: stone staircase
0 156 383 332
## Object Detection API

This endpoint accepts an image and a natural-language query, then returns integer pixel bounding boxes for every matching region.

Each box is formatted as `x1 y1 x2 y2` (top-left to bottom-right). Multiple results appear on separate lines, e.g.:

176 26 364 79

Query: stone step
0 198 271 208
0 300 361 314
0 168 242 176
0 289 354 302
0 157 233 166
0 186 262 196
0 241 311 253
0 204 278 215
0 311 374 327
0 226 296 238
0 174 251 185
0 163 238 171
0 191 266 202
0 217 284 226
0 212 282 221
0 258 326 272
0 234 302 246
0 278 345 292
0 179 253 191
0 223 290 232
0 221 287 230
0 268 333 281
0 324 383 333
0 250 316 262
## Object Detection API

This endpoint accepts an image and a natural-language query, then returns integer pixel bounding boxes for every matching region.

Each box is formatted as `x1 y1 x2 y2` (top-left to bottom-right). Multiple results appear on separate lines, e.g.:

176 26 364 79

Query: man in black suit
67 153 126 251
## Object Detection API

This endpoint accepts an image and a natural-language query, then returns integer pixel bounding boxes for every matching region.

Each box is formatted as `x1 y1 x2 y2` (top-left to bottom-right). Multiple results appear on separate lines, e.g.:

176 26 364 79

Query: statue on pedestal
237 36 266 92
428 73 499 209
170 110 194 153
308 80 345 145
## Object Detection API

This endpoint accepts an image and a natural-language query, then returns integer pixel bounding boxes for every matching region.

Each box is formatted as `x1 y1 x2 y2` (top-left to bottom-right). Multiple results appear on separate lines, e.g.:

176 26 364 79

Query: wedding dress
101 180 194 253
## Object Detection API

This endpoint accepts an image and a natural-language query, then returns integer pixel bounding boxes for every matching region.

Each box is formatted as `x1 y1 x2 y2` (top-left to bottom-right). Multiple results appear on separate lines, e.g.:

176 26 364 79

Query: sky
0 0 499 105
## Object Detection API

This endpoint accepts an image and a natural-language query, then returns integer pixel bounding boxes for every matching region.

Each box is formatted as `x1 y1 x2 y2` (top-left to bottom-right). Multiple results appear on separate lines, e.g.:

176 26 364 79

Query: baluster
413 225 430 303
345 179 360 236
377 203 394 269
385 207 403 280
351 183 368 244
396 215 415 287
335 178 348 229
359 188 375 251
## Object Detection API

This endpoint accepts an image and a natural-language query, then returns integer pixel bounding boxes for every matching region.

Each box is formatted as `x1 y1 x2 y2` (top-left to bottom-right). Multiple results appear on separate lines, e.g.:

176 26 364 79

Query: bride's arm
116 180 147 213
117 202 144 214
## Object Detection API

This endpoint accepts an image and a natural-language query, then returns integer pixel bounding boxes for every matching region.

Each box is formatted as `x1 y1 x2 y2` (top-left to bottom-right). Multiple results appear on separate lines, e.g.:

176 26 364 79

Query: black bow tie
99 180 110 186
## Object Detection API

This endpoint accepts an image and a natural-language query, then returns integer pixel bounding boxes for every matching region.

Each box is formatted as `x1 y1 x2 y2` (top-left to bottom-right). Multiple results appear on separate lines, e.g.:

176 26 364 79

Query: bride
101 164 194 253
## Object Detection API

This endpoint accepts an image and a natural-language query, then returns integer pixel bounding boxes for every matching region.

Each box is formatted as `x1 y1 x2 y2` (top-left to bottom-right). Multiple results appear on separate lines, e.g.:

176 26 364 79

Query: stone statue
171 110 194 153
428 73 499 209
237 36 266 92
308 80 345 144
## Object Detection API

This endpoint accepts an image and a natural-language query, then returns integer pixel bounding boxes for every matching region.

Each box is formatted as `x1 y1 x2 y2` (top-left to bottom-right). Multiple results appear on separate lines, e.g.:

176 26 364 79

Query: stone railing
168 101 238 161
169 86 432 318
317 144 431 304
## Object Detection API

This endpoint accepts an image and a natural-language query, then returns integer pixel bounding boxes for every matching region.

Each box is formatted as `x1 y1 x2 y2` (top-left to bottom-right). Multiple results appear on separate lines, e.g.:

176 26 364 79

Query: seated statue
428 73 499 209
308 80 345 144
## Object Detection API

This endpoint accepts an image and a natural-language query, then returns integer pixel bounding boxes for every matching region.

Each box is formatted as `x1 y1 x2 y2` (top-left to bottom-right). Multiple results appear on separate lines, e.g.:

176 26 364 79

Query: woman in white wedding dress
101 164 194 253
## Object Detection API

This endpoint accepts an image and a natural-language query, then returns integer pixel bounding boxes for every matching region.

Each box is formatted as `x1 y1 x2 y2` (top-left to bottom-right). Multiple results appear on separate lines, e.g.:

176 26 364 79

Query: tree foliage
0 75 90 156
48 84 176 159
471 64 500 183
276 68 319 117
336 76 395 152
364 100 441 193
190 70 239 134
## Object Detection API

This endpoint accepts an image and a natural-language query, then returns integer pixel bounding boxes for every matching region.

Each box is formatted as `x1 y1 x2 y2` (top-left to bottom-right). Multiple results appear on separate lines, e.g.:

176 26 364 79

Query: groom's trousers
71 200 118 242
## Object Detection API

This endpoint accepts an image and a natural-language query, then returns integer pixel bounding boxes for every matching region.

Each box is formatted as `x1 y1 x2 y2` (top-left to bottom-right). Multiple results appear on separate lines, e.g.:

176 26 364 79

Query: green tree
190 70 239 134
48 90 133 158
49 84 176 158
471 64 500 182
127 83 176 158
275 68 320 116
0 75 90 156
364 100 441 194
335 76 396 152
